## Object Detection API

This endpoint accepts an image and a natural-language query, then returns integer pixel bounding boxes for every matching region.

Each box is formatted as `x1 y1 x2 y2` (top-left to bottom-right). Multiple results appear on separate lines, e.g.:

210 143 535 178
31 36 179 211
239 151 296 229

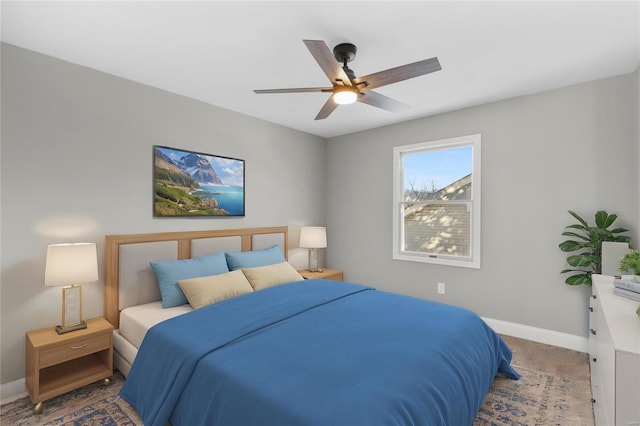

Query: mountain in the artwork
154 149 199 188
177 153 223 185
155 150 224 187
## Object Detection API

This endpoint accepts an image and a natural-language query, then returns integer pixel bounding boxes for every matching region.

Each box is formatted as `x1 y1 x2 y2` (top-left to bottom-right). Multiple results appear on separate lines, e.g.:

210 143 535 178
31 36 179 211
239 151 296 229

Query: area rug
474 335 594 426
474 366 591 425
0 372 141 426
1 335 593 425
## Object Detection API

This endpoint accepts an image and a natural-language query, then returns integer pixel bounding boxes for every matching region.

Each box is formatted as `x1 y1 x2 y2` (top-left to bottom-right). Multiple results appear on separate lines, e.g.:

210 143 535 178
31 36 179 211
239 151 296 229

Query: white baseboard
0 378 26 405
482 316 589 353
0 318 588 404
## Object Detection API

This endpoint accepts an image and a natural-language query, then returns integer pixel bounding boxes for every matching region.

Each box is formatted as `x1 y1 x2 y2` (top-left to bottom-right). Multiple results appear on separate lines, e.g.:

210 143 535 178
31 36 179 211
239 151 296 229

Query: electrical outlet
437 282 445 295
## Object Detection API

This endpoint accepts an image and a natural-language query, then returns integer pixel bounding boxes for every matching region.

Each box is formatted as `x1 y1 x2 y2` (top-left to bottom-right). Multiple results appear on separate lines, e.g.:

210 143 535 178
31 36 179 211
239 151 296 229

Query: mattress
119 301 192 349
114 301 192 376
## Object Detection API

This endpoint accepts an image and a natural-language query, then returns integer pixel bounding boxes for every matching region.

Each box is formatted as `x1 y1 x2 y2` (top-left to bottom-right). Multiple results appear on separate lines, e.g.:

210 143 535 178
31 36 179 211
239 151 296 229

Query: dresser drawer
39 333 110 368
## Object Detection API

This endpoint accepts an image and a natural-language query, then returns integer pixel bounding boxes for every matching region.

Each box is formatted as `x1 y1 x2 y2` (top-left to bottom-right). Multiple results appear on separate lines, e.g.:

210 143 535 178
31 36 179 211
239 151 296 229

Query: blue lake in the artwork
199 185 244 215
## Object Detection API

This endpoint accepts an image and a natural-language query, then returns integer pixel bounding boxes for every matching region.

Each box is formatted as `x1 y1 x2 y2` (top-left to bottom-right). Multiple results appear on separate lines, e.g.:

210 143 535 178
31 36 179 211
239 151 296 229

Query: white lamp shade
299 227 327 249
45 243 98 286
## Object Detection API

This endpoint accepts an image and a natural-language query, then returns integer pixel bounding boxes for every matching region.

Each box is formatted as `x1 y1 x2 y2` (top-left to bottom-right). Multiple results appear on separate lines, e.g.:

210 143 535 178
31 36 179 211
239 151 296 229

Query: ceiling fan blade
357 90 408 112
354 57 441 90
303 40 353 86
314 97 339 120
254 87 332 94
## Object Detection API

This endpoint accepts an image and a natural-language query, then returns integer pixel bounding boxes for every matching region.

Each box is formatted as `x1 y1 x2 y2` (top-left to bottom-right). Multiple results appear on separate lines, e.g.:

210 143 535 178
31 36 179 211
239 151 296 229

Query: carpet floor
1 335 593 425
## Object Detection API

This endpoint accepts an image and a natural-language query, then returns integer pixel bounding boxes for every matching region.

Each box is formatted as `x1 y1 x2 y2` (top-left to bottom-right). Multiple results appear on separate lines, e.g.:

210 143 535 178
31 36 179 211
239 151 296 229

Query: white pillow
178 269 253 309
241 262 304 291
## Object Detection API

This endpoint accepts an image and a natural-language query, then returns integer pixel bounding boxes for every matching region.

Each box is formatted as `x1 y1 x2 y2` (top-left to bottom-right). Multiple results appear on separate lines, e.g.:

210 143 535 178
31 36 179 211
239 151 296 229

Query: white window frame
392 134 481 269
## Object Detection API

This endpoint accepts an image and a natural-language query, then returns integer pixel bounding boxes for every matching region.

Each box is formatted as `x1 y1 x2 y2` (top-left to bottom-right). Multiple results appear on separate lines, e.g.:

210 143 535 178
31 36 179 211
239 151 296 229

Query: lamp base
308 248 323 273
55 321 87 334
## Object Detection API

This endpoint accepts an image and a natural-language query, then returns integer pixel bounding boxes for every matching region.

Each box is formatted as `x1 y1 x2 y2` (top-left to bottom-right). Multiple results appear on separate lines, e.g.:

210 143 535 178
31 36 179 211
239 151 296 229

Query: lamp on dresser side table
25 317 113 415
298 268 344 282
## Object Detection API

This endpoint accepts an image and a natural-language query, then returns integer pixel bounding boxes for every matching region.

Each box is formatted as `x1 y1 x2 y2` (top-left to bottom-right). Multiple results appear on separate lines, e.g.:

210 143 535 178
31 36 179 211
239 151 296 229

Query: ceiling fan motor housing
333 43 357 64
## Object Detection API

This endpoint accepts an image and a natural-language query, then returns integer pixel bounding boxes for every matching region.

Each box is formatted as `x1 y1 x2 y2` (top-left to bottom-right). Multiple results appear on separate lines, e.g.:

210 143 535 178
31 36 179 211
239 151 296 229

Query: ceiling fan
254 40 441 120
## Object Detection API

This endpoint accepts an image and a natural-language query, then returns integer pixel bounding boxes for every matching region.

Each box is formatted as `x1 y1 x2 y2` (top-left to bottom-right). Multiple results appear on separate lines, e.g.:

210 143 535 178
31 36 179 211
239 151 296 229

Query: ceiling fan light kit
333 86 358 105
254 39 441 120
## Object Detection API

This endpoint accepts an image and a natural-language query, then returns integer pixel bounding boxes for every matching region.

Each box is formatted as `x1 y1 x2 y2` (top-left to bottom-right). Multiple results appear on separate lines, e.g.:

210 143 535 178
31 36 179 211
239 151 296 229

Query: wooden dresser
589 274 640 426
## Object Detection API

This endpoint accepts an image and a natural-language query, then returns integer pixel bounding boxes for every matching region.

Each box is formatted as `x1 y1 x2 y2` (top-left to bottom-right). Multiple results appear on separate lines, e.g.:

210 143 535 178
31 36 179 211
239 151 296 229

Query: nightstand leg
33 402 43 415
103 377 111 386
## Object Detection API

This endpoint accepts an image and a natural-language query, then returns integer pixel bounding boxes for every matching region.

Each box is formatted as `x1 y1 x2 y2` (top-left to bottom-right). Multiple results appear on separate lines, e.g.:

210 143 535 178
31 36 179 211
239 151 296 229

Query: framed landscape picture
153 145 245 217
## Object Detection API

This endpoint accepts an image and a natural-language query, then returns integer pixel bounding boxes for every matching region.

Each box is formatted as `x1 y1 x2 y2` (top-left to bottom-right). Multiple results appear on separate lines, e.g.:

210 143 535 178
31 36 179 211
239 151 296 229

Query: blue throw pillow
150 252 229 308
225 245 286 271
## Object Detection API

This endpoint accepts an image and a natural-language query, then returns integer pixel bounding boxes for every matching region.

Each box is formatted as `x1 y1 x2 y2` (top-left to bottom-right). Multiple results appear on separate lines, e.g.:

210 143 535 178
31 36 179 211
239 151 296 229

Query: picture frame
153 145 245 217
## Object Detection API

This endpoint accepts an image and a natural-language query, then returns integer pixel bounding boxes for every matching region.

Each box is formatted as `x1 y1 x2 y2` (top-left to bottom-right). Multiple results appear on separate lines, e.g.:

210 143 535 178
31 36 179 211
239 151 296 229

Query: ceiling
2 1 639 138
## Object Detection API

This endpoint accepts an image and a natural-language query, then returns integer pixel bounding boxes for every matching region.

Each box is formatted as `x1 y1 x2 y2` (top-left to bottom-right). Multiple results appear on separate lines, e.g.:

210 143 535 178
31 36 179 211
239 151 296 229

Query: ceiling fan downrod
333 43 357 82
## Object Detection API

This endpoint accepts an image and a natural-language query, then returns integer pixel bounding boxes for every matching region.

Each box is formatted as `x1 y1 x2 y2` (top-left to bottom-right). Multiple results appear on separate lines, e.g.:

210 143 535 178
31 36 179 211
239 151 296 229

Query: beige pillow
242 262 304 291
178 269 253 309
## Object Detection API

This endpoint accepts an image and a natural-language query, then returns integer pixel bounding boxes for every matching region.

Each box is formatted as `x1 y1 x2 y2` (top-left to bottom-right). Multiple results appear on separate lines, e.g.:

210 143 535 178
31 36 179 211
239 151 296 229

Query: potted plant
619 250 640 282
559 210 631 285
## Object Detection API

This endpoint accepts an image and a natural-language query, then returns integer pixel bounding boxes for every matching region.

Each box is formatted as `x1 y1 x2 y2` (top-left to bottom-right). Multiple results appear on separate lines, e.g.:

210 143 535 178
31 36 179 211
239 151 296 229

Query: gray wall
326 71 639 338
0 44 326 384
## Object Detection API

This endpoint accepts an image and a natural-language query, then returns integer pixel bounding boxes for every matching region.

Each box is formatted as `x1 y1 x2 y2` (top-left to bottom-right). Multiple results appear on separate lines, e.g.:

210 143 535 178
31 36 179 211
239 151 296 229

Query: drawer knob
592 357 597 363
592 398 596 404
589 307 593 312
69 343 88 350
592 295 597 299
590 328 597 335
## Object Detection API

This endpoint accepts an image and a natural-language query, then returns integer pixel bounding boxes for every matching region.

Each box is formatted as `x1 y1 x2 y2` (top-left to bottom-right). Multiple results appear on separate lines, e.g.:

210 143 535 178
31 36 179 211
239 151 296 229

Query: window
393 134 481 268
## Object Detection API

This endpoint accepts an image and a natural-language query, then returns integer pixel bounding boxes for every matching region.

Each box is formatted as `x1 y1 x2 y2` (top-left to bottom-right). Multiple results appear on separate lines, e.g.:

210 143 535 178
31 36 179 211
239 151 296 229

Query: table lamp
299 226 327 272
45 242 98 334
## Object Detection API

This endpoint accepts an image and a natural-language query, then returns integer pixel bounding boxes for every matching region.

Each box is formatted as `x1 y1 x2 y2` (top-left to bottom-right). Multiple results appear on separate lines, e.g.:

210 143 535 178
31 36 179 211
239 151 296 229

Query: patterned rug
475 366 591 425
1 335 593 425
474 335 594 426
0 373 140 426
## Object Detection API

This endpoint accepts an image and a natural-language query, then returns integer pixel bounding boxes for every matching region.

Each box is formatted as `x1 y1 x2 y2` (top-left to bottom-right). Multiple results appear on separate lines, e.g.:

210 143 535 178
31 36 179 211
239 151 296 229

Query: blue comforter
120 280 519 426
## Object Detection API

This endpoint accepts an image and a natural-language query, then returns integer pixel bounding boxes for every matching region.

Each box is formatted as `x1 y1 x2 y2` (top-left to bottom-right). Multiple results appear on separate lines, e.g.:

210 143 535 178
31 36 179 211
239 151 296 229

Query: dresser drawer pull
592 357 597 363
69 343 88 350
590 328 596 335
589 307 593 312
592 398 596 404
591 295 597 299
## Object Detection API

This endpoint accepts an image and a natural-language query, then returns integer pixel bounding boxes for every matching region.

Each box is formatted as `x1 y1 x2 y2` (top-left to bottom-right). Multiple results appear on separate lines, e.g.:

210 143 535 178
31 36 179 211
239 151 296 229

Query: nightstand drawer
40 333 110 368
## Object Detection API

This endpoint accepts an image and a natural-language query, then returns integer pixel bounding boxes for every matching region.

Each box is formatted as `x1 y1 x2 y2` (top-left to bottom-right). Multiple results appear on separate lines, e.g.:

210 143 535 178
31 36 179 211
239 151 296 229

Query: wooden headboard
104 226 288 329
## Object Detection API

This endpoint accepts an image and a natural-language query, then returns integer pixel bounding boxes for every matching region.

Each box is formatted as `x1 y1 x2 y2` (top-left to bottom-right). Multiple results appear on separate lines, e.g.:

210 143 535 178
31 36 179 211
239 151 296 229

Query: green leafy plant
559 210 631 285
619 250 640 275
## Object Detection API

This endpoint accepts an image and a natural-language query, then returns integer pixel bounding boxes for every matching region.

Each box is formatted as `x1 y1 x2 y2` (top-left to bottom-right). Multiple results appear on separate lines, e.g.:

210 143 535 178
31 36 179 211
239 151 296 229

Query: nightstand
298 268 344 281
25 317 113 414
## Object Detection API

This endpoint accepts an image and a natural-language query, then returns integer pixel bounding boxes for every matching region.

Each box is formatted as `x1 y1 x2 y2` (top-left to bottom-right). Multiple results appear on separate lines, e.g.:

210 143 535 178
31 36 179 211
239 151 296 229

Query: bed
105 226 519 426
105 227 291 375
